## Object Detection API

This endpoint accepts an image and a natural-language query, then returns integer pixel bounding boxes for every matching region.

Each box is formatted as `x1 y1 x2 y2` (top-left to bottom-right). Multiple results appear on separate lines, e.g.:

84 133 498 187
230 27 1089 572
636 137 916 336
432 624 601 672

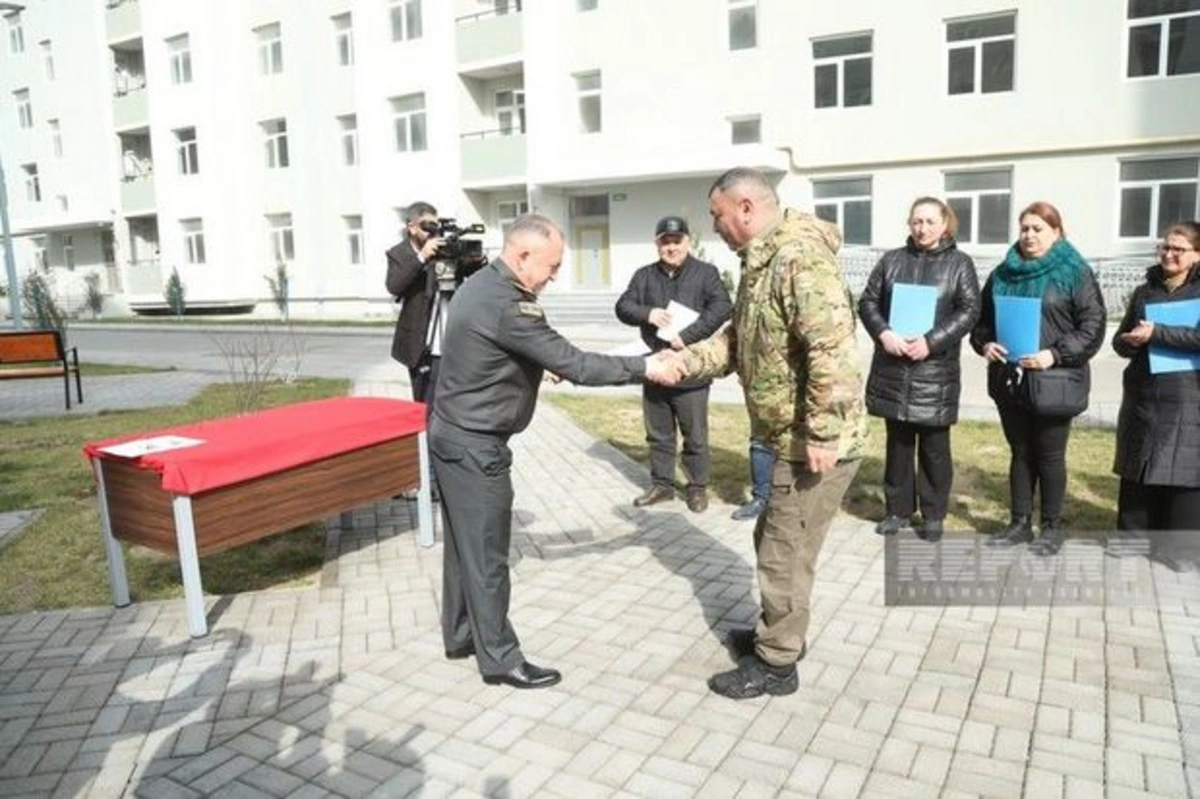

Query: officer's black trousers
643 383 711 488
430 424 523 676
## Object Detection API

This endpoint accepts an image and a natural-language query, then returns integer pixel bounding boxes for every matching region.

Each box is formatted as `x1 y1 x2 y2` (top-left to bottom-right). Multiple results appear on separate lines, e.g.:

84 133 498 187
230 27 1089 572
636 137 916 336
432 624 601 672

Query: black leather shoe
633 485 675 507
726 628 807 663
1032 520 1064 556
482 661 562 689
987 516 1033 546
916 519 944 543
686 487 709 513
731 497 767 521
875 515 907 536
708 656 798 699
444 644 475 660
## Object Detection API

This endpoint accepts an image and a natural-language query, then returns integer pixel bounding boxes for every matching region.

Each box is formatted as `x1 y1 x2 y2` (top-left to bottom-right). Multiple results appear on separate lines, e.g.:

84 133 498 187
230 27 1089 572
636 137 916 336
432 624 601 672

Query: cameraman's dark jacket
385 238 435 368
433 258 646 439
614 255 732 389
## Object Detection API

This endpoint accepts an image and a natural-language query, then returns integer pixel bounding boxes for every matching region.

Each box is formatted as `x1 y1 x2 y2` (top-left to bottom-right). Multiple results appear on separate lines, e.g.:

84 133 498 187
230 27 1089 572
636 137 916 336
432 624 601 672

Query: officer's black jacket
432 258 646 437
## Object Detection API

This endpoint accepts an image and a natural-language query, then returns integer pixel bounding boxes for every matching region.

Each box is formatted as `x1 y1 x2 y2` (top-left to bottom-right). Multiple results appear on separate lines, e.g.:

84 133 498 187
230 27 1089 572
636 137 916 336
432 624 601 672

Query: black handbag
1019 366 1090 418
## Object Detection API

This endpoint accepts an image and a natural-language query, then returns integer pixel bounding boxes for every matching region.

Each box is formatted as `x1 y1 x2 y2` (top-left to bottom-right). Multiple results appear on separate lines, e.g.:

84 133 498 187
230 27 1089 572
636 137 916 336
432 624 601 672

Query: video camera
420 217 487 292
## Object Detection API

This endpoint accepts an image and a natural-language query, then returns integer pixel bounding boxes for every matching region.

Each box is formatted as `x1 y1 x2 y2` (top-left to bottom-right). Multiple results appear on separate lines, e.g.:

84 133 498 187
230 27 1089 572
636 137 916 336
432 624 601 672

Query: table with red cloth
83 397 433 637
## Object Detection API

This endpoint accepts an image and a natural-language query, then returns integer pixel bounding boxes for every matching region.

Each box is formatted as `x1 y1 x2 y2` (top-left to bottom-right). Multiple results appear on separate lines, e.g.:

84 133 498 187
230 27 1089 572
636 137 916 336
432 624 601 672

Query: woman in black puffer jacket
1112 221 1200 564
970 201 1106 556
859 197 981 542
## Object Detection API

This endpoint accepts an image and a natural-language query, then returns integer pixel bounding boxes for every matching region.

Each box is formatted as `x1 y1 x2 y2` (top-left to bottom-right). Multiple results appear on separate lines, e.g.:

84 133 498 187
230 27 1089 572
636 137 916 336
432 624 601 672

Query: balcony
460 130 527 187
113 86 148 129
105 0 141 42
123 257 161 295
456 7 522 75
120 173 155 213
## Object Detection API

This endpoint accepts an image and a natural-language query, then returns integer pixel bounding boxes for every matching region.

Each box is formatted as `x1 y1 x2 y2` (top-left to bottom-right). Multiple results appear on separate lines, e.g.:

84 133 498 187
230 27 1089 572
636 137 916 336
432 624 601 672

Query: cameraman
386 201 446 406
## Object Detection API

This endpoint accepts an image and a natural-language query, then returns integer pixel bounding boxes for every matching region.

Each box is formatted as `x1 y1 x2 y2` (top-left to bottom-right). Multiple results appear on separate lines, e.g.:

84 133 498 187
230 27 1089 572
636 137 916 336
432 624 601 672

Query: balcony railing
460 130 526 184
105 0 141 41
456 6 522 67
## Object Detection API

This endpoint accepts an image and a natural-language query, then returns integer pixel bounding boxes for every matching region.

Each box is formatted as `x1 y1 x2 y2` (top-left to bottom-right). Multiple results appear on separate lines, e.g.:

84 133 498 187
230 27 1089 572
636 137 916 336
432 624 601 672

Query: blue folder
1145 298 1200 374
995 296 1041 362
888 283 937 337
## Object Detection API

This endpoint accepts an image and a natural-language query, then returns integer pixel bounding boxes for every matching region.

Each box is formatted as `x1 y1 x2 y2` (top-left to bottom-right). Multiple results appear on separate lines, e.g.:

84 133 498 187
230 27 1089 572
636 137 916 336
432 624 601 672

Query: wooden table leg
171 495 208 637
93 461 131 608
417 430 434 548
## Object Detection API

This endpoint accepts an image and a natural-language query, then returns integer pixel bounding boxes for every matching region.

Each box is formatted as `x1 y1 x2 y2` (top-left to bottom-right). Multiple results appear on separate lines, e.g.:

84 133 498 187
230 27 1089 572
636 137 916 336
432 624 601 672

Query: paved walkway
0 373 1197 797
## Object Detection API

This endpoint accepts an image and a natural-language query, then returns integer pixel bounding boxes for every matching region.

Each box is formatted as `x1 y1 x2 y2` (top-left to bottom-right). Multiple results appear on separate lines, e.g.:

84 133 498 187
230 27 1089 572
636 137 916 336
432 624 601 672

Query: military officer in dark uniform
431 214 678 689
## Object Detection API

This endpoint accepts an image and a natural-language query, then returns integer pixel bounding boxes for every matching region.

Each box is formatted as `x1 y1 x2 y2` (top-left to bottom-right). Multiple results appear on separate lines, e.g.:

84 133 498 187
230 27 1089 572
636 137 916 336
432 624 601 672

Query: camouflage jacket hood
686 208 866 461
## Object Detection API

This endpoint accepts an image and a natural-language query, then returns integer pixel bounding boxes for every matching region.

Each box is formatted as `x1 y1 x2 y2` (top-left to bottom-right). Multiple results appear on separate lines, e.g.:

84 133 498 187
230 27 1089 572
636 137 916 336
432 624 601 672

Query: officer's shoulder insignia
516 301 544 318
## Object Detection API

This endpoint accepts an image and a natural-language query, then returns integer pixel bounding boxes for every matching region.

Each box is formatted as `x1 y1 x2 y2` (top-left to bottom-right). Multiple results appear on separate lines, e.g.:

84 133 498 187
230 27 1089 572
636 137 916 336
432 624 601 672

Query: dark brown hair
1018 201 1065 237
908 196 958 238
1162 221 1200 251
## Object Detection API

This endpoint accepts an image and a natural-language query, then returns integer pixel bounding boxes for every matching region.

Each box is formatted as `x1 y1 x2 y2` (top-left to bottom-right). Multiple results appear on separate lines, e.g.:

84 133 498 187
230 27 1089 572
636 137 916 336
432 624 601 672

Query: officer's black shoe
725 628 807 662
731 497 768 521
987 515 1033 546
1032 520 1064 556
444 644 475 660
708 656 798 699
916 519 944 543
633 485 675 507
686 487 709 513
874 515 907 536
483 661 562 690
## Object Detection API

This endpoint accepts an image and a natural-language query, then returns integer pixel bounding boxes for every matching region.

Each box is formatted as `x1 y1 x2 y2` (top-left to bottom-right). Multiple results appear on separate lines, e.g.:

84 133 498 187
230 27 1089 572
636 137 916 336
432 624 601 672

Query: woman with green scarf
970 202 1106 555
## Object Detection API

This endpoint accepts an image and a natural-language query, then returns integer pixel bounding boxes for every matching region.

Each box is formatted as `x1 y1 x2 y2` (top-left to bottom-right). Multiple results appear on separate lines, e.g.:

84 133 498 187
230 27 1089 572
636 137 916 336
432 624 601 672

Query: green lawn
0 378 347 614
546 395 1120 533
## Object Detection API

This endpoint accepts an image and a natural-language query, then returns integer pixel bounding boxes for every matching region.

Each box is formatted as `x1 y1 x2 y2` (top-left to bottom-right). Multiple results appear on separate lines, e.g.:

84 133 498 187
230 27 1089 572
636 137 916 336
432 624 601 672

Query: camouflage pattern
684 208 867 462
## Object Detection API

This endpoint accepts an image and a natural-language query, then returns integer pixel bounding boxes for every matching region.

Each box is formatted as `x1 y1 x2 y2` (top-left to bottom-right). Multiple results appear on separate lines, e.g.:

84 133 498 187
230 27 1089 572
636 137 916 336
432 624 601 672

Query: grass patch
80 362 170 376
0 378 347 614
546 395 1119 533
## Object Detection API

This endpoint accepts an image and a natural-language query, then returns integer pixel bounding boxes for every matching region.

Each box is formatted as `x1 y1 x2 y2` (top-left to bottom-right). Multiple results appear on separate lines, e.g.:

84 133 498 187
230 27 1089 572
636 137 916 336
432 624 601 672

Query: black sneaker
875 515 907 536
725 628 807 662
916 519 944 543
987 516 1033 546
708 656 798 699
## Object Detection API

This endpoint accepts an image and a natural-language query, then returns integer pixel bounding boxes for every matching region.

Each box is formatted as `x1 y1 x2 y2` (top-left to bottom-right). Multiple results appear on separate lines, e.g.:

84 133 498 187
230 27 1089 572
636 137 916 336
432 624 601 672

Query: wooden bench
0 329 83 410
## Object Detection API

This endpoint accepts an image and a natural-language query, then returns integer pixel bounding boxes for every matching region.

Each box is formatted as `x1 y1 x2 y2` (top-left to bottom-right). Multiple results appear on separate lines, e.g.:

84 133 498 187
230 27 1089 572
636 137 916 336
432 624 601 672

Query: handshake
643 350 689 386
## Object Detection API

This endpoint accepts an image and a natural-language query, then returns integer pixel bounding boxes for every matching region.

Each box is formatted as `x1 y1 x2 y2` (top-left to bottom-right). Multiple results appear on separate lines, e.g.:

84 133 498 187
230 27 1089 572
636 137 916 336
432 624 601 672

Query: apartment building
1 0 1198 319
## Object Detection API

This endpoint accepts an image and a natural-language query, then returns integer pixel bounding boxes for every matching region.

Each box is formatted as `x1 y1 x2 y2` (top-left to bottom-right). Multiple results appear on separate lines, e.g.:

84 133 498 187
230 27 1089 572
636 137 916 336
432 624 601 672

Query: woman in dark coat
1112 221 1200 561
970 201 1106 555
859 197 981 542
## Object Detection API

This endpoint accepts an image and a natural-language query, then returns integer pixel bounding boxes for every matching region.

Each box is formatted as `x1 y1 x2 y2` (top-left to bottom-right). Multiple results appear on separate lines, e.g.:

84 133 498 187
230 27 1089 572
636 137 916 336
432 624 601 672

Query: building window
496 89 525 135
494 0 522 14
344 215 363 265
338 115 358 165
181 218 206 264
945 169 1012 244
267 213 295 263
6 12 23 55
48 119 62 157
498 200 529 234
175 127 198 175
575 71 601 133
813 33 872 108
946 13 1015 95
63 235 74 270
391 0 422 42
22 164 40 203
1128 1 1200 78
56 195 69 212
40 40 54 81
262 118 289 168
391 94 427 152
14 89 32 129
730 115 761 144
255 22 283 75
728 0 757 50
577 0 598 10
813 177 872 246
1119 157 1199 238
168 34 192 84
31 237 46 273
333 13 353 66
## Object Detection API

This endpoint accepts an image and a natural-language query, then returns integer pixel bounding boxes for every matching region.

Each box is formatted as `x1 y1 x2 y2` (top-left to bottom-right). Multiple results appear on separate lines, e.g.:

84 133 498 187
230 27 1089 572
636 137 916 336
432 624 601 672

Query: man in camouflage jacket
681 167 866 699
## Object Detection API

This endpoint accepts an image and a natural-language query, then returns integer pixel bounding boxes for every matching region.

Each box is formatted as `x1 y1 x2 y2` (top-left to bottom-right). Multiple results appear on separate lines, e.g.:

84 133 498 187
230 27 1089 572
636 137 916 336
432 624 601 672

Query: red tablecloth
83 397 426 495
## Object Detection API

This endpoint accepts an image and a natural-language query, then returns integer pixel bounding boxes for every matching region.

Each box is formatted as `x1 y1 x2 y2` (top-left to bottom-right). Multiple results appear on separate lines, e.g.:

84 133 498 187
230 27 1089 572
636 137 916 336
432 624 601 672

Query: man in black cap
616 216 733 512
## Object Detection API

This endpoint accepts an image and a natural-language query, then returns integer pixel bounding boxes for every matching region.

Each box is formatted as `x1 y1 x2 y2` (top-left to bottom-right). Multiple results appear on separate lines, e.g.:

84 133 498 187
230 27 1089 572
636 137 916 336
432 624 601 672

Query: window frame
338 114 358 166
812 176 873 246
175 127 199 175
495 88 526 135
48 119 62 157
728 0 757 51
812 32 873 109
40 40 54 81
945 12 1016 96
729 114 761 145
391 93 428 152
943 167 1014 245
255 22 284 76
6 13 23 55
498 199 529 235
167 34 193 85
390 0 423 42
344 215 363 265
1116 156 1200 240
1125 2 1200 79
14 89 32 129
181 218 206 265
22 163 40 203
261 118 289 168
574 71 602 134
266 213 295 263
333 13 353 66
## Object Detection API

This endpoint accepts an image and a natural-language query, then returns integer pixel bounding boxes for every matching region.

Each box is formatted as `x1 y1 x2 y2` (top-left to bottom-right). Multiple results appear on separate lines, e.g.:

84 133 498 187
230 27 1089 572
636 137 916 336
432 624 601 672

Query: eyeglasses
1157 244 1197 256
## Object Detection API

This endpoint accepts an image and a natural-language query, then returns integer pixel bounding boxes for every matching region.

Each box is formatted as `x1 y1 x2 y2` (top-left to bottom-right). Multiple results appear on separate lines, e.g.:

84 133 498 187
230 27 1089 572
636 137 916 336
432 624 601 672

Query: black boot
1033 519 1064 556
988 515 1033 546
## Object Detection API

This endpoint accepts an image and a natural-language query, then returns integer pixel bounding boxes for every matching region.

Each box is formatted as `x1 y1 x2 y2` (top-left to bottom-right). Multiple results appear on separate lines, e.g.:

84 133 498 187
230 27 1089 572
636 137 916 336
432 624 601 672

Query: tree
265 260 289 321
21 271 66 332
83 272 105 319
164 267 186 319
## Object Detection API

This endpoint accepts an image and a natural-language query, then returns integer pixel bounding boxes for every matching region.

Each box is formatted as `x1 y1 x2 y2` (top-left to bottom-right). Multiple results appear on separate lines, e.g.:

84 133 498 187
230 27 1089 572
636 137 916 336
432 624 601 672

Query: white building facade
1 0 1198 319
